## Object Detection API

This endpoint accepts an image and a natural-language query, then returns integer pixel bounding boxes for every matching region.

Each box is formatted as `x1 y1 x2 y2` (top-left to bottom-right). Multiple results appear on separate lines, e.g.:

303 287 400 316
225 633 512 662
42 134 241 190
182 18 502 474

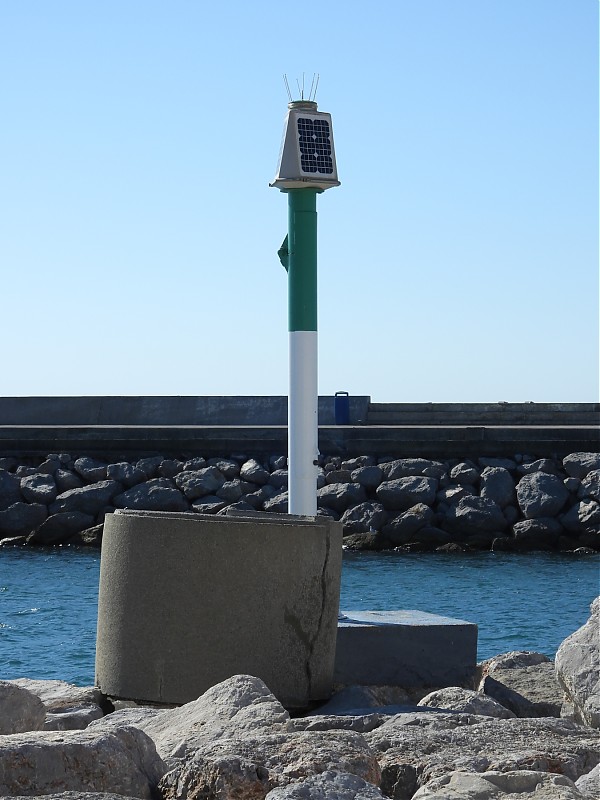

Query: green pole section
287 189 318 332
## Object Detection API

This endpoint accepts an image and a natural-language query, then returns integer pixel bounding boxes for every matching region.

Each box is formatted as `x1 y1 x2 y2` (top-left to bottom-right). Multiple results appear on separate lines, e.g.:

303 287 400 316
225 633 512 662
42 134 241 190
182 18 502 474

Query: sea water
0 547 598 686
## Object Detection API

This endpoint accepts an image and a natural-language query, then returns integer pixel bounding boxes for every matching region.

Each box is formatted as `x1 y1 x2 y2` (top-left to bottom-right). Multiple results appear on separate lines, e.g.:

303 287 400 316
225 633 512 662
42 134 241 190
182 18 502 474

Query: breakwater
0 450 598 551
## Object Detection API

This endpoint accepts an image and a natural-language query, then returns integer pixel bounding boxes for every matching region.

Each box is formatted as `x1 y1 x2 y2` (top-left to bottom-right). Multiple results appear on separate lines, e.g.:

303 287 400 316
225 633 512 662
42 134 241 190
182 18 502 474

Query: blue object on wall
334 391 350 425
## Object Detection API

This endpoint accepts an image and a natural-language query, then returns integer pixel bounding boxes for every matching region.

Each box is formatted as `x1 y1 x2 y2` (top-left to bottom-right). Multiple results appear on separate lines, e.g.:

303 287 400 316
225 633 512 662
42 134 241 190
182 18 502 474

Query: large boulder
0 469 22 511
516 473 570 519
20 473 58 505
365 713 598 800
107 462 147 488
50 481 121 516
376 477 437 511
0 727 165 798
175 468 226 500
29 511 96 544
563 453 600 480
382 504 435 545
158 730 381 800
381 460 446 480
9 678 104 731
443 496 507 535
265 771 385 800
0 502 47 536
318 483 367 514
555 597 600 728
480 467 515 509
73 457 109 482
240 459 271 486
113 479 189 511
412 770 586 799
340 503 388 535
417 687 515 719
576 763 600 799
0 680 46 734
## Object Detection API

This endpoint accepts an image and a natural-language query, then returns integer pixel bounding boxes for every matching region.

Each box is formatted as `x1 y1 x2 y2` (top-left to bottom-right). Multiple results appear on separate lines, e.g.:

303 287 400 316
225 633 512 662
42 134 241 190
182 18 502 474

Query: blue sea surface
0 547 598 686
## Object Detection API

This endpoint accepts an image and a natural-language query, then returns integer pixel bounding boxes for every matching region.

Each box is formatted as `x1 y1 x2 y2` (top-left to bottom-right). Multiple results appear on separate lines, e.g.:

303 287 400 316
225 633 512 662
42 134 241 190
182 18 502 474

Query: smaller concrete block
335 610 477 689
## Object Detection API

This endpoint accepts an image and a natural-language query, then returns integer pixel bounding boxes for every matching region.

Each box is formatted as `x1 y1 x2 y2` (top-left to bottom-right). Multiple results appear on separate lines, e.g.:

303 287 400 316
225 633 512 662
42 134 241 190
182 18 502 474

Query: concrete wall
0 396 371 426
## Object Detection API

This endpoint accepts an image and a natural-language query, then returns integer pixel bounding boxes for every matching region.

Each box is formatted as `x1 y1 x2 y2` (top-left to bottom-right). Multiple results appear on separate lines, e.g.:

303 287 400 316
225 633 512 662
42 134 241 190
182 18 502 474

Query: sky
1 0 597 403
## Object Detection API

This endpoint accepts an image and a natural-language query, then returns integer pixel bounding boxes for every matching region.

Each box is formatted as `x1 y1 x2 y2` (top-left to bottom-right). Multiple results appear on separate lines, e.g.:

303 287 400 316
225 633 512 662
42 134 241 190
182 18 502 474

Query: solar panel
297 117 334 175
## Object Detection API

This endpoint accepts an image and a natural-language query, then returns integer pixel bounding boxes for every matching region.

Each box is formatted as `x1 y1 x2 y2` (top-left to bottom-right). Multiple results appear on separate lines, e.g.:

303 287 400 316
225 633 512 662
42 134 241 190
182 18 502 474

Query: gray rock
0 727 165 798
270 455 288 471
449 462 480 484
339 503 388 535
575 763 600 799
69 524 104 546
382 459 446 480
417 687 515 719
350 466 384 489
9 678 103 712
516 473 570 519
518 458 561 475
217 478 255 502
15 466 37 477
366 714 599 800
412 769 586 799
73 457 108 482
219 500 257 515
563 453 600 480
478 457 517 471
55 468 85 492
578 500 600 531
326 470 354 485
191 496 227 514
44 705 105 730
268 470 289 490
443 496 507 535
342 457 376 470
264 771 385 800
435 485 475 506
175 467 226 499
20 473 58 505
114 479 189 511
318 483 367 514
480 467 515 509
0 457 17 471
480 651 552 673
0 469 22 511
480 661 563 718
577 470 600 502
511 518 563 549
564 477 581 494
0 502 47 535
137 456 166 478
29 511 96 544
36 457 61 475
50 481 121 516
555 597 600 728
107 462 147 488
291 715 388 734
158 730 381 800
382 504 435 545
376 477 437 511
157 459 185 479
240 458 271 486
264 492 289 513
503 505 520 525
0 680 46 733
207 458 241 479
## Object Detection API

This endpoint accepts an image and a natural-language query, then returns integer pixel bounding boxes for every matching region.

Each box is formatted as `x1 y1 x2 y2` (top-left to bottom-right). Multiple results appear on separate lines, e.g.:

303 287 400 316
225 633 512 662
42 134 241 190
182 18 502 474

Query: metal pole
287 188 319 516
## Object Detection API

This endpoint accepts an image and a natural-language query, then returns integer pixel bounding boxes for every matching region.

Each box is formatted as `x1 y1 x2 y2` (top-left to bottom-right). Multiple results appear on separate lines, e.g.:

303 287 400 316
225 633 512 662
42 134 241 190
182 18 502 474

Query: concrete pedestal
95 510 342 709
335 609 478 689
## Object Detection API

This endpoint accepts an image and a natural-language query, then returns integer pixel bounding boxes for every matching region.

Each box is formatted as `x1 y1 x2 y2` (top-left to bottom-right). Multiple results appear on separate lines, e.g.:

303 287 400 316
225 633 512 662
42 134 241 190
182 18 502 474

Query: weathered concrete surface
96 512 342 709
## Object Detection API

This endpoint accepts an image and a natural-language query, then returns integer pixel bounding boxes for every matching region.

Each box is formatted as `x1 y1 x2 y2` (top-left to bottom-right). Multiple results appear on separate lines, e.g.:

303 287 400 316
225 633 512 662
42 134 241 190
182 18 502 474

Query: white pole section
289 330 318 515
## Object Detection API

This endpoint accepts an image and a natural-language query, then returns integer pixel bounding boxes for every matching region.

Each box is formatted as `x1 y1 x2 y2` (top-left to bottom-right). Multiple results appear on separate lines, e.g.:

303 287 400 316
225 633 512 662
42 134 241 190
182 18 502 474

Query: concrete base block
95 510 342 709
334 609 478 689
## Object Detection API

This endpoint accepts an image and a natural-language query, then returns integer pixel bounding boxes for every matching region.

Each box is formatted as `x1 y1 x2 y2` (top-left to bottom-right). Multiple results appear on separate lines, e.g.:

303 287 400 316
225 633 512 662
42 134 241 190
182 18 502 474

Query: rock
555 597 600 728
0 502 47 536
264 492 289 513
0 535 28 547
576 763 600 799
20 473 58 504
376 477 437 511
36 456 61 475
412 769 586 799
133 675 291 761
55 468 85 492
69 524 104 546
417 687 515 719
0 680 46 733
217 479 255 502
443 496 507 535
0 469 22 511
206 458 241 478
479 661 563 718
381 459 446 480
107 462 147 488
191 496 228 514
366 714 599 800
0 727 165 798
29 511 96 544
480 467 515 509
516 473 570 519
291 715 389 734
268 470 289 490
114 479 189 511
137 456 166 478
219 500 257 515
50 481 121 516
578 470 600 502
44 704 105 730
73 457 108 482
240 458 271 486
351 466 384 489
270 455 287 471
518 458 561 475
264 771 386 800
563 453 600 480
0 457 17 471
175 467 226 499
158 730 381 800
436 485 475 506
340 503 388 535
449 462 480 484
326 470 354 485
480 651 552 674
382 504 435 545
157 459 185 479
342 532 388 551
318 483 367 514
15 466 37 477
10 678 103 712
479 457 517 471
